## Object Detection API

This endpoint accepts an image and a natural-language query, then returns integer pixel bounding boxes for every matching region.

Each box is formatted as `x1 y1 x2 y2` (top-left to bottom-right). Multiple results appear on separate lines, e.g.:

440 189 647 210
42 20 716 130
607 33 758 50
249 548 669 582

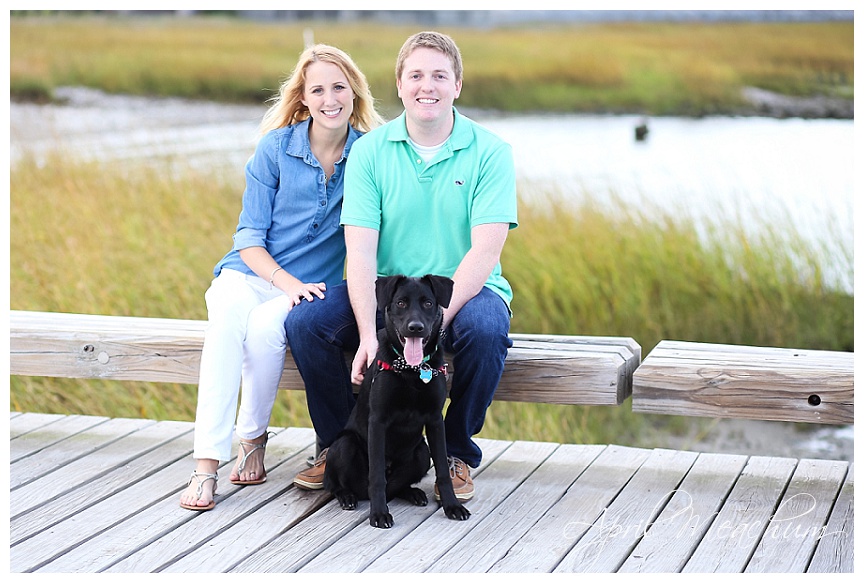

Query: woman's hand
283 281 327 310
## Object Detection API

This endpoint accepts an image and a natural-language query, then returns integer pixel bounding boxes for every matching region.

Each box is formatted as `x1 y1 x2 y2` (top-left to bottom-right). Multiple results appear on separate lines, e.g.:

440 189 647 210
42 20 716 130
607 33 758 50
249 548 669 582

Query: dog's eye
396 300 407 308
424 300 434 309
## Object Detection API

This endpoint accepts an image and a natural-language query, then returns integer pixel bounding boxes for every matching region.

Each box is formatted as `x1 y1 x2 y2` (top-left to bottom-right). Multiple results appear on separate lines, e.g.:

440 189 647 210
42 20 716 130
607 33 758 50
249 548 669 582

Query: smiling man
287 31 518 502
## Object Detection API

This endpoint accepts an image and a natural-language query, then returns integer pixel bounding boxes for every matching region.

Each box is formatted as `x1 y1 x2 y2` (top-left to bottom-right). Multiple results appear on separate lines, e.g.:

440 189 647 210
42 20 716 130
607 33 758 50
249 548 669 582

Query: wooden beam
631 340 853 424
9 310 640 406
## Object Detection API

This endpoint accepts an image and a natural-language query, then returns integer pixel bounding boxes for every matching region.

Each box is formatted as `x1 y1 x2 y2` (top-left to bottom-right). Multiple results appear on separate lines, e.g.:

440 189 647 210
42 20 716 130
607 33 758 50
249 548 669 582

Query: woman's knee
246 314 287 352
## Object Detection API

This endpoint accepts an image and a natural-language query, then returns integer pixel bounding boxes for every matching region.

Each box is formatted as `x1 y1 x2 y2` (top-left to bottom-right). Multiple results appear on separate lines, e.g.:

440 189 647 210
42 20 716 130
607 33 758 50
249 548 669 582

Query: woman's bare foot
229 432 270 484
179 459 219 510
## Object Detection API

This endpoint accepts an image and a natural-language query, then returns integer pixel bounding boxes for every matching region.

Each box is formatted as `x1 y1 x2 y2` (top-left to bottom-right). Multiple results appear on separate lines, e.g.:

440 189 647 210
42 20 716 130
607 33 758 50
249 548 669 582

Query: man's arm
443 222 510 328
345 225 380 385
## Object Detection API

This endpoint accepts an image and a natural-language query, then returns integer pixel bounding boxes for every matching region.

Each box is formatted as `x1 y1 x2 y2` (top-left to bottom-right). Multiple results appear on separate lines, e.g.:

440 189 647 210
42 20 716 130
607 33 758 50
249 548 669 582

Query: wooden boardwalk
9 412 853 573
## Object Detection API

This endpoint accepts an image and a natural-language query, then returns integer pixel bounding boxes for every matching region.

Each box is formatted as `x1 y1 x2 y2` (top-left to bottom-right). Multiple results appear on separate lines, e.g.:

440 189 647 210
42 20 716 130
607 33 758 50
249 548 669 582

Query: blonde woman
180 45 383 510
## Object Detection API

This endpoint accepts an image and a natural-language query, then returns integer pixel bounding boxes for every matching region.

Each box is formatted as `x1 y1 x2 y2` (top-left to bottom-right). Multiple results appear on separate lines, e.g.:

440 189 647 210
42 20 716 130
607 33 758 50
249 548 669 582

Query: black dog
323 274 471 528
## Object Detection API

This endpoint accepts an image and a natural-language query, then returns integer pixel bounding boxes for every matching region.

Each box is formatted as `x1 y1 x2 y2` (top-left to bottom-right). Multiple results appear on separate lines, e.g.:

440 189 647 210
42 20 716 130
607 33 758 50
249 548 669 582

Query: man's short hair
395 31 463 81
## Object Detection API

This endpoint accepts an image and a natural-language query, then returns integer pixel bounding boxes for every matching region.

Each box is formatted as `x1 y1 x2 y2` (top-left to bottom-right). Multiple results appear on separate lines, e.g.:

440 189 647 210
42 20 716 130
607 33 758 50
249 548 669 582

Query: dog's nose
408 321 425 334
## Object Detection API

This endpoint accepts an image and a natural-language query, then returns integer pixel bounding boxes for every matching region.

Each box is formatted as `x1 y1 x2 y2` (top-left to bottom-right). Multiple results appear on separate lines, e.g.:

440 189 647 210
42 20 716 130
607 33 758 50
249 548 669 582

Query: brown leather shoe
435 456 474 502
294 448 327 490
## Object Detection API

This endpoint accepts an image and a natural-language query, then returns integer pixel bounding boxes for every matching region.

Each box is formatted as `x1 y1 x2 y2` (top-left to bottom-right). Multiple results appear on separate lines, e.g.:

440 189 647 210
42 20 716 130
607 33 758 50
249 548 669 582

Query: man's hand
351 337 379 385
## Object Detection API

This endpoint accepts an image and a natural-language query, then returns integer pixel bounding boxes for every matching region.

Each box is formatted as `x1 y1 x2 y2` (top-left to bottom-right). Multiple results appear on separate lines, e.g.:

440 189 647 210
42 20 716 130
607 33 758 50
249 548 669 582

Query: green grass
10 16 854 116
9 152 852 446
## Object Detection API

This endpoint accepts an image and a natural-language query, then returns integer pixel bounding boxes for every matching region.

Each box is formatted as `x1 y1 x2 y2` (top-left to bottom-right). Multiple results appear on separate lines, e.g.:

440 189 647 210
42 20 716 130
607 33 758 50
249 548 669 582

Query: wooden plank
9 412 67 438
632 340 853 424
10 310 208 384
229 438 513 573
487 445 652 573
43 428 317 573
10 310 638 406
112 430 320 574
9 422 194 545
300 440 560 574
10 414 109 462
494 342 625 405
808 463 854 573
553 448 700 572
682 456 798 573
511 334 641 397
11 419 189 518
619 452 749 573
10 431 213 572
423 444 605 573
745 459 849 573
10 417 153 489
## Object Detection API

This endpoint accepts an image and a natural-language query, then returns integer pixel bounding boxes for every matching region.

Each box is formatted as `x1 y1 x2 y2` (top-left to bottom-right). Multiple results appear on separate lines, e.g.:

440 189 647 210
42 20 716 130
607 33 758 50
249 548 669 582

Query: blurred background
8 9 854 459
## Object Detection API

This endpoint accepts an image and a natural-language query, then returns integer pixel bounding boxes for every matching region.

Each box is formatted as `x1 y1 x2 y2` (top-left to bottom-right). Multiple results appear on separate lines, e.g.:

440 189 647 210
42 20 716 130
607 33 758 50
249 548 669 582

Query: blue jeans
284 281 512 467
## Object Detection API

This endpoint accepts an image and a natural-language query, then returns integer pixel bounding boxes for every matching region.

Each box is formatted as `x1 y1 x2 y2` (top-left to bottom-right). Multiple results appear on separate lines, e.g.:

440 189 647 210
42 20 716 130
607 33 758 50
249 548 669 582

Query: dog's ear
375 275 405 310
422 275 454 309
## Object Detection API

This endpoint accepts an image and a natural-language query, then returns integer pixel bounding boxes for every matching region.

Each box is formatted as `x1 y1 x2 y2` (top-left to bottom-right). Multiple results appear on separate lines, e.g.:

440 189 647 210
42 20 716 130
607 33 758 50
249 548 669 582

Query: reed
10 16 853 116
9 151 852 445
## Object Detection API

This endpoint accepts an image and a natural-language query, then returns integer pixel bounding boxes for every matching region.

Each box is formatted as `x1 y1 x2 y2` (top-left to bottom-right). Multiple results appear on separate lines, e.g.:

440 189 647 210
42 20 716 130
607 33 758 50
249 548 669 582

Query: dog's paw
404 487 428 507
369 511 394 529
443 503 471 521
336 493 357 511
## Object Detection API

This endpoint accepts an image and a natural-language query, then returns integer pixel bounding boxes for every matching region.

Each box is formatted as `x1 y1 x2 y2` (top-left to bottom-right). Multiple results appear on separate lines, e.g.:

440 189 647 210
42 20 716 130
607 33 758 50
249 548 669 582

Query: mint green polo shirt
341 108 518 307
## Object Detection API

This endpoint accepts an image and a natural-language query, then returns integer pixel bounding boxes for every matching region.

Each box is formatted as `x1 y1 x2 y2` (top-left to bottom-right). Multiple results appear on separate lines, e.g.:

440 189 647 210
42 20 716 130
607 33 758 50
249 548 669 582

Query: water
10 87 854 291
476 113 854 292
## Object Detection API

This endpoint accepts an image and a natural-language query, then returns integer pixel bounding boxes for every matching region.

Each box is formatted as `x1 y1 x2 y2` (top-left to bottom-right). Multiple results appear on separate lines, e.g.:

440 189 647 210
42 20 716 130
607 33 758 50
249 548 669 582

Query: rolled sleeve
232 227 267 250
233 134 280 249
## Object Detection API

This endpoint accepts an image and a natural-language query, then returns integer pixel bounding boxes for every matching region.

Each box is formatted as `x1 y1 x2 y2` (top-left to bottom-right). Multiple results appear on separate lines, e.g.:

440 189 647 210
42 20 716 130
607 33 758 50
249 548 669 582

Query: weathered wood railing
10 310 853 424
632 340 853 424
9 310 640 406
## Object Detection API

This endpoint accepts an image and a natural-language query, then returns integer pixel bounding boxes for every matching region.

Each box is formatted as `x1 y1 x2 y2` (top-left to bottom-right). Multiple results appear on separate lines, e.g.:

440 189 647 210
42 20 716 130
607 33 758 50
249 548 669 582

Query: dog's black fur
323 274 471 528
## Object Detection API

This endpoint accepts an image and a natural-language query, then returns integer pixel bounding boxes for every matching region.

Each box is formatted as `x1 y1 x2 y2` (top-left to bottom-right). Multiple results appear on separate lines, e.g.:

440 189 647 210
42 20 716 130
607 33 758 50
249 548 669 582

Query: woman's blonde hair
259 44 384 135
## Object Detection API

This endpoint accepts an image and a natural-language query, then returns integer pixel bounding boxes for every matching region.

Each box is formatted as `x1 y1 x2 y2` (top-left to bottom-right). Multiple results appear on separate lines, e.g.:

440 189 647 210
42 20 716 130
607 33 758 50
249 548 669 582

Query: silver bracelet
269 266 284 288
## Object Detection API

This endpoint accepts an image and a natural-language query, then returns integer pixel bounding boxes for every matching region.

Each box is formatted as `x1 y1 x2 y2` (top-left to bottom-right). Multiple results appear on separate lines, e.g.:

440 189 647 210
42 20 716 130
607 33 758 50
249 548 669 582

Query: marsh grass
9 151 852 445
10 16 853 115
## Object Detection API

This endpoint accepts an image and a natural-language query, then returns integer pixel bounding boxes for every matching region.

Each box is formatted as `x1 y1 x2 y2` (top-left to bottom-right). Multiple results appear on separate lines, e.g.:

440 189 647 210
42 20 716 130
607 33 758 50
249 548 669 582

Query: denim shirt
213 118 361 288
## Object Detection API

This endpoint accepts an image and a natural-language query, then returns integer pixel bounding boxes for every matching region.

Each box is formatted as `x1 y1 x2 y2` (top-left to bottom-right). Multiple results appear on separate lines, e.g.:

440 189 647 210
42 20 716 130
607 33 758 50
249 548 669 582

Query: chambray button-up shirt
213 118 361 288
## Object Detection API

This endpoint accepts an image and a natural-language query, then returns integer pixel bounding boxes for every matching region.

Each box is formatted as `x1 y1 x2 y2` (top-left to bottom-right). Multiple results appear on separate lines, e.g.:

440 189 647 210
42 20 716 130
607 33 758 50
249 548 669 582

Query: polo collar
386 107 473 152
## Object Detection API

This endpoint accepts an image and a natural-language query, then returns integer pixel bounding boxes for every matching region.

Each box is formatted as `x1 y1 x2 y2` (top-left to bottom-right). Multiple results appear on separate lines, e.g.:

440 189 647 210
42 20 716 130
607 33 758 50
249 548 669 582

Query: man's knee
450 293 511 349
284 282 353 340
283 300 316 336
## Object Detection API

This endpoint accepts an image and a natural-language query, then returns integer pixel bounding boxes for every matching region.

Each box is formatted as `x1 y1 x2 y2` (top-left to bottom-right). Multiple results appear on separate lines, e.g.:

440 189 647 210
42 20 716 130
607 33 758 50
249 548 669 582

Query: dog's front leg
367 419 393 528
426 418 470 521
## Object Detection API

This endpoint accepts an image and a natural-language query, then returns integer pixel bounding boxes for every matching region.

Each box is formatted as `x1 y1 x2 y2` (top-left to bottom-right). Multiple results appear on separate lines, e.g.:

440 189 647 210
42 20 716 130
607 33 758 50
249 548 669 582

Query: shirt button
313 223 319 229
416 159 422 164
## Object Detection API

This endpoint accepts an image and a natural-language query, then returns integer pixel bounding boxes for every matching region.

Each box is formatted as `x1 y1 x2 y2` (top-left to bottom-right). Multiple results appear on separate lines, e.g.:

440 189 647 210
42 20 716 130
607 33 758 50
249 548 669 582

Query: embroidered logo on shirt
454 180 465 186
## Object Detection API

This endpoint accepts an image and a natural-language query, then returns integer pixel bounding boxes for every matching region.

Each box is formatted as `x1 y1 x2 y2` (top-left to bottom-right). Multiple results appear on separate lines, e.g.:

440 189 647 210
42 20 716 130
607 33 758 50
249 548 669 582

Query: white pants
193 268 293 461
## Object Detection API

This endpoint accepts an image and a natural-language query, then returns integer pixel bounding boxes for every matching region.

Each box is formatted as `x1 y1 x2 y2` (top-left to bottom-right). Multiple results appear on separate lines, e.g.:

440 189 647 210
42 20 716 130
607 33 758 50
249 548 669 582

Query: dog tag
419 367 433 383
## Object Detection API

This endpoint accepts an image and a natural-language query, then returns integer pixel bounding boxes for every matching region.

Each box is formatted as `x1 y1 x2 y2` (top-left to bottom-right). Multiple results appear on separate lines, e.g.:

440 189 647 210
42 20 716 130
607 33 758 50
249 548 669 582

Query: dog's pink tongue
404 337 424 367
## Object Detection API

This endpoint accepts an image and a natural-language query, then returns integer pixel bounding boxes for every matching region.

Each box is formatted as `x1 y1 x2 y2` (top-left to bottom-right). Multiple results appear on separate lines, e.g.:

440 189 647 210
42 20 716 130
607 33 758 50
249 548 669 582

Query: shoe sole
230 477 267 486
180 501 215 511
230 470 267 485
293 478 325 490
434 490 474 502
